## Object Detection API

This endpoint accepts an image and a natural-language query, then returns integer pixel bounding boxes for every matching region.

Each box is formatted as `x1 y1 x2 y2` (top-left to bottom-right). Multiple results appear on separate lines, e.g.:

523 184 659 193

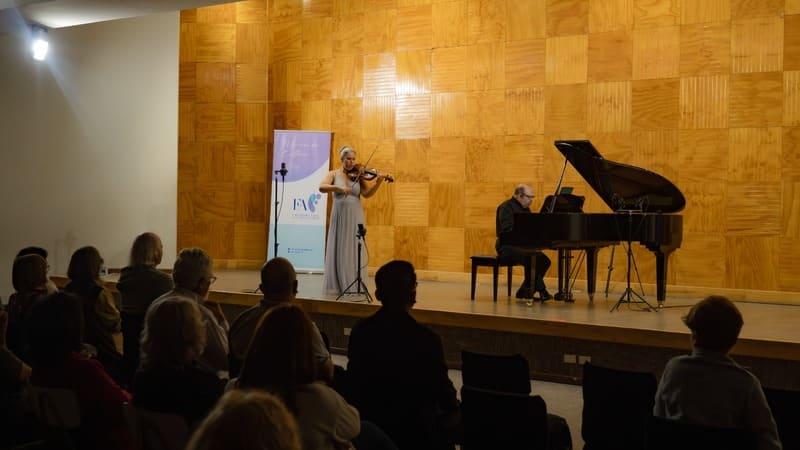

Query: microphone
275 162 288 176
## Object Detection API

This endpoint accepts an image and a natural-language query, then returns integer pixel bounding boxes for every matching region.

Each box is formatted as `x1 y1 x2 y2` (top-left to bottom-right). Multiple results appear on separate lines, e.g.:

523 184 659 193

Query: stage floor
200 270 800 362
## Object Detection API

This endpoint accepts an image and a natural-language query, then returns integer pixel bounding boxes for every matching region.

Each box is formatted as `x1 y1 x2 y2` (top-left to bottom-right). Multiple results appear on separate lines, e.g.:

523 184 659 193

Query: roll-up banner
268 130 331 272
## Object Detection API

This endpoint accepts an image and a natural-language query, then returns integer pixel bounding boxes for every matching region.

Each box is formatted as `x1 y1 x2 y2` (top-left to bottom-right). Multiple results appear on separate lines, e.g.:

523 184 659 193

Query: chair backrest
581 363 657 450
27 385 81 430
646 416 757 450
135 408 190 450
461 385 548 450
461 350 531 394
764 386 800 450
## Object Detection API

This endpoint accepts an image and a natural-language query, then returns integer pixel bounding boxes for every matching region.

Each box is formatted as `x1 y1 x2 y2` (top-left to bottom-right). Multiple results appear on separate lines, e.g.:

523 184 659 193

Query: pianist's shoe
537 289 553 301
515 287 534 300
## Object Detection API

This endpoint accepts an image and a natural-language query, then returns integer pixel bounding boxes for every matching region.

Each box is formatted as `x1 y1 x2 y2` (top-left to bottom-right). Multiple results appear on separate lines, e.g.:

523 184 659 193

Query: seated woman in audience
654 295 781 450
64 246 124 381
6 254 49 362
132 297 224 426
186 389 302 450
117 232 173 376
29 292 131 450
235 304 361 450
0 310 34 446
16 246 58 294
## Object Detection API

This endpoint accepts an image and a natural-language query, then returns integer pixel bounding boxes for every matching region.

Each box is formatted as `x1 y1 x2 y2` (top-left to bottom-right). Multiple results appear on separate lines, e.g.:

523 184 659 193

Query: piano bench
470 255 519 302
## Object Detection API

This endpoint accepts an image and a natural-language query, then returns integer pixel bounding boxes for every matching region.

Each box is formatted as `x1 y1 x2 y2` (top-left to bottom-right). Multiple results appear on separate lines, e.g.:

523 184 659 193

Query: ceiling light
31 25 49 61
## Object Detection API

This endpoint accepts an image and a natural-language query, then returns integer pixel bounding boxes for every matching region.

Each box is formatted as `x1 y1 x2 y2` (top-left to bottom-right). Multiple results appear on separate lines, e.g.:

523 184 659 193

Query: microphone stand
272 163 287 259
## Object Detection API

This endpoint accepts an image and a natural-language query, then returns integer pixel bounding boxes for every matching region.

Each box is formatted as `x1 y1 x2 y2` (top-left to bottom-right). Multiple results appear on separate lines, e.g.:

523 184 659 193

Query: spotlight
31 25 49 61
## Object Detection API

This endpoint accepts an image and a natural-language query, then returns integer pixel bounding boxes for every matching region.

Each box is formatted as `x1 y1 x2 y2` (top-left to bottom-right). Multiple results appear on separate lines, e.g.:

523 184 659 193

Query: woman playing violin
319 146 392 295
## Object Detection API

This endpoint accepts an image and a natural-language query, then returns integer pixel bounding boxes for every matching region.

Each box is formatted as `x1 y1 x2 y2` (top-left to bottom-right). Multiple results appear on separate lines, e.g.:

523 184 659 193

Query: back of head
239 304 316 397
683 295 743 352
17 246 48 259
173 248 212 290
130 232 164 267
28 292 84 367
260 257 297 299
12 254 48 293
186 389 301 450
67 246 103 283
374 260 417 309
140 297 206 370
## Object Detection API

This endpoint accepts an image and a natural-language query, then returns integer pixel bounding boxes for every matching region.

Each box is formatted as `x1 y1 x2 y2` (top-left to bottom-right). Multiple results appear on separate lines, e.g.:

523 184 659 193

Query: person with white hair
148 247 229 373
319 145 391 295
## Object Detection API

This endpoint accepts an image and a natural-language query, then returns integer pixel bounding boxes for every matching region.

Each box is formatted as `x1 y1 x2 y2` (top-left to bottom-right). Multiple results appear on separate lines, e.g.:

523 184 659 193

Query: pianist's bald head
513 184 535 208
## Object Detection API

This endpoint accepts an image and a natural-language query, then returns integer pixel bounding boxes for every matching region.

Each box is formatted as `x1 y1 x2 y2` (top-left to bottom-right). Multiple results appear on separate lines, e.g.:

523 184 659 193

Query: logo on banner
292 192 322 216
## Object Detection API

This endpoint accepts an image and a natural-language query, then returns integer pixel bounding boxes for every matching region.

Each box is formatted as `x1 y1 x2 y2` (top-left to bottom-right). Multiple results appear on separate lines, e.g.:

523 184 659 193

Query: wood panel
679 75 728 129
428 227 465 271
502 134 544 182
467 0 506 43
589 0 633 32
588 31 632 82
363 9 396 54
465 90 505 136
505 87 545 135
394 226 429 269
725 183 781 236
397 50 431 96
546 0 588 37
725 236 779 290
785 71 800 126
730 0 783 19
786 15 800 71
429 137 465 182
505 39 546 88
429 183 465 227
507 0 545 41
633 0 679 29
431 92 466 136
432 1 467 47
728 128 782 182
729 72 783 128
730 17 783 74
680 23 730 76
545 83 587 131
675 233 727 288
396 95 431 138
632 26 679 79
431 47 467 92
678 129 728 182
467 43 504 91
631 78 679 129
545 35 588 85
587 81 631 132
680 0 730 24
397 5 432 50
394 182 430 226
196 24 237 62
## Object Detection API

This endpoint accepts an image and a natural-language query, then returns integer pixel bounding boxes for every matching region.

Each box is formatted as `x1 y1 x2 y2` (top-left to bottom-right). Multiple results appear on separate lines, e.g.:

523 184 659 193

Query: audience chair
764 387 800 450
461 350 531 394
469 255 523 302
581 363 657 450
461 385 548 450
123 406 189 450
645 416 757 450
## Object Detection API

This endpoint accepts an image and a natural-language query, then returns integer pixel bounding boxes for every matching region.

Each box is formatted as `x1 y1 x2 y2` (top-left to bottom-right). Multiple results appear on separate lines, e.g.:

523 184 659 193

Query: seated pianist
495 184 552 301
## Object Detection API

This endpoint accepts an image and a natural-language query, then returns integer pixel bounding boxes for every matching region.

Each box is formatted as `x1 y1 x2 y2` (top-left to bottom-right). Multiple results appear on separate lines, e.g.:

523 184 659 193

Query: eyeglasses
208 276 217 285
522 194 534 199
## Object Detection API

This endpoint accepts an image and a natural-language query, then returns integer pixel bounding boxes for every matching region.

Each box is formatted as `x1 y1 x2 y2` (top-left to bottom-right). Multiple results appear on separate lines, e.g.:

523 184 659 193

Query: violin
345 164 394 183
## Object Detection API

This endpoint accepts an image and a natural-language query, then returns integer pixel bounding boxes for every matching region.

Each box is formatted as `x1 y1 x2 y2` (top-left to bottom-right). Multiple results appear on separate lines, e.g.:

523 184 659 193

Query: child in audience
186 389 302 450
132 297 224 426
654 295 781 450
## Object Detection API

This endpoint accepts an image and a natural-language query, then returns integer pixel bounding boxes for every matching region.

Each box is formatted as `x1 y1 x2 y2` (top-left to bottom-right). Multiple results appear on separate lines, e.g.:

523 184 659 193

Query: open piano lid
554 140 686 213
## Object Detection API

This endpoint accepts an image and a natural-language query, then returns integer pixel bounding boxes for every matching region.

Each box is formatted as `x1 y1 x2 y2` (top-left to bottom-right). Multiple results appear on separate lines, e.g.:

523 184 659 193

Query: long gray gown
322 171 367 295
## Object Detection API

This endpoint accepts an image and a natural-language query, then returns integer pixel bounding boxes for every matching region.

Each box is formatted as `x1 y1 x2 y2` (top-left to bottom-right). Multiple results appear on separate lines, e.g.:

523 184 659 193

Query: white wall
0 11 178 300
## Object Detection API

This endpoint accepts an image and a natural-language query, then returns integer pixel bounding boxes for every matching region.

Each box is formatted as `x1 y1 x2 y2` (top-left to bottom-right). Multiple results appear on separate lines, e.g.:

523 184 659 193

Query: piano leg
655 250 670 306
585 248 598 301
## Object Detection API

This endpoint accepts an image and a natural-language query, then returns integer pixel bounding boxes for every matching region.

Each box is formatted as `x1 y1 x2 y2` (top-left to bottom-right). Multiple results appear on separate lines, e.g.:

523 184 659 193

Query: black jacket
495 197 531 251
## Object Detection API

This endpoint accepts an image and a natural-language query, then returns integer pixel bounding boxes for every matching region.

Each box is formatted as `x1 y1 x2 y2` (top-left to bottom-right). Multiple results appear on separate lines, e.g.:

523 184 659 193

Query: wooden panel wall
178 0 800 295
178 1 269 267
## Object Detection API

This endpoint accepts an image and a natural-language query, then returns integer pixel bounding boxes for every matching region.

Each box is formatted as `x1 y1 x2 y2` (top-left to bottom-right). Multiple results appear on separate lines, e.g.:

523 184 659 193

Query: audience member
185 389 302 450
347 260 460 450
29 292 131 450
132 297 224 425
64 246 124 381
150 247 229 373
6 254 49 361
235 304 361 450
0 310 30 386
654 295 781 450
228 257 332 379
0 310 35 447
15 246 58 294
117 232 174 376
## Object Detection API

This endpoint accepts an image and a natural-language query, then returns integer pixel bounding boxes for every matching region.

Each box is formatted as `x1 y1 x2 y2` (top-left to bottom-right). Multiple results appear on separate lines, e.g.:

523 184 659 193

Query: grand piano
504 140 685 305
